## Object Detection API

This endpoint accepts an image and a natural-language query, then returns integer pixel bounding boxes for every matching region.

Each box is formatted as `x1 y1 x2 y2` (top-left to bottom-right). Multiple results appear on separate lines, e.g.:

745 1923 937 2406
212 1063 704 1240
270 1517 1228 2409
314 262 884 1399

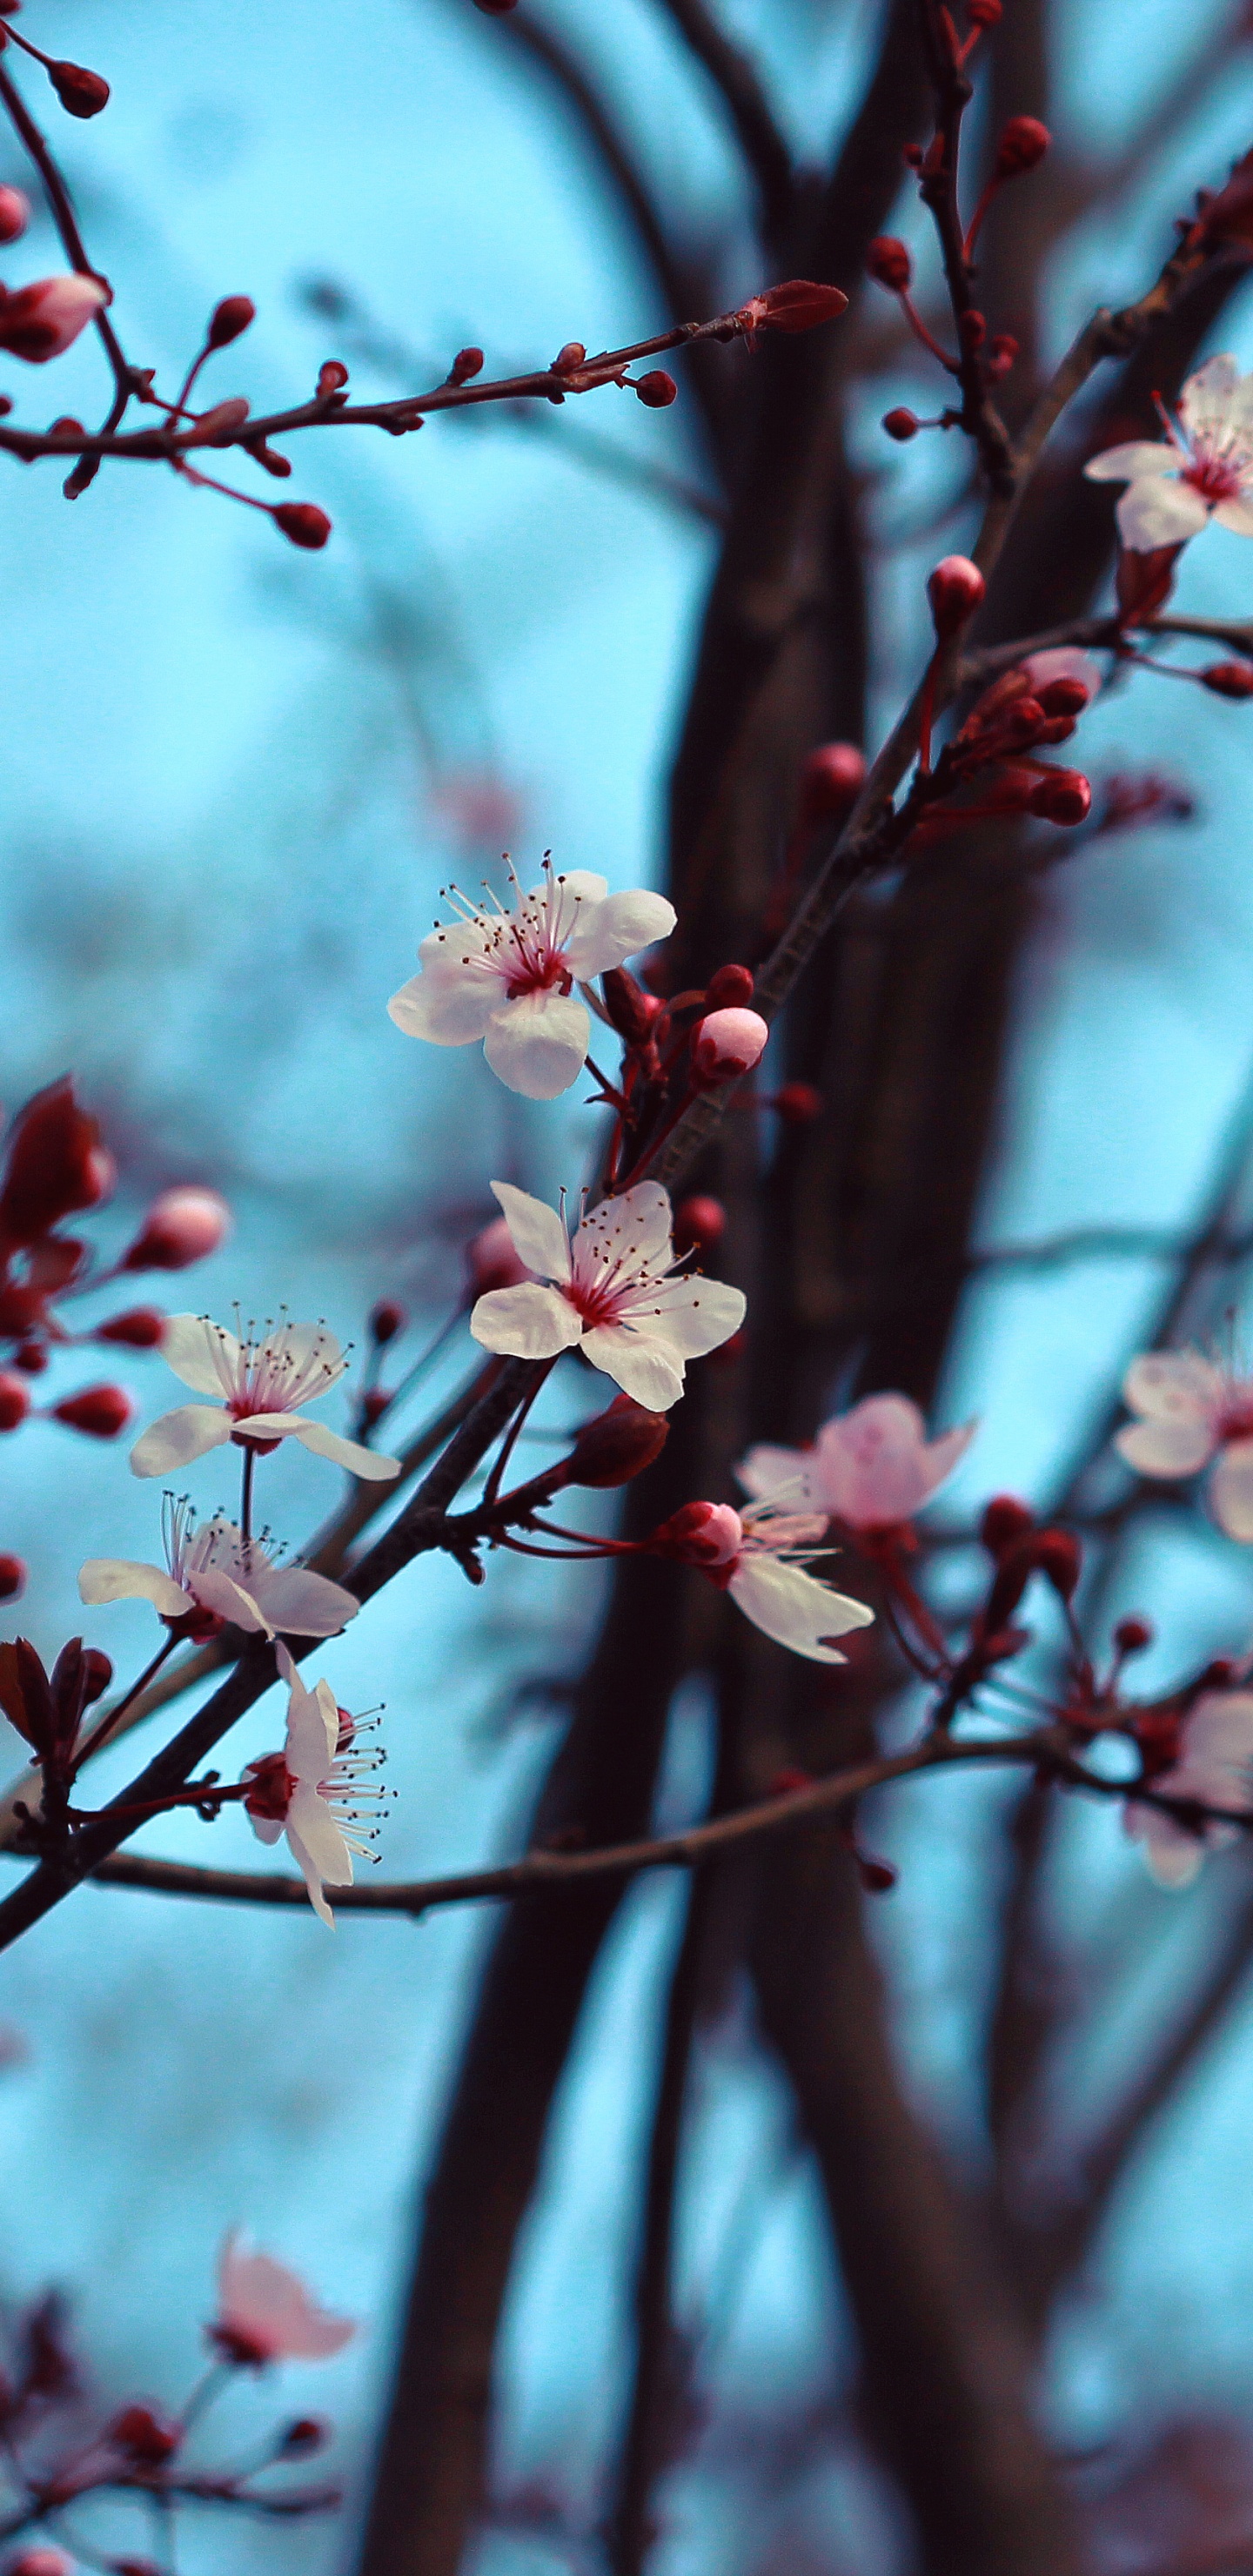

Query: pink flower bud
370 1298 406 1345
562 1394 669 1488
799 741 866 824
121 1186 231 1271
1202 660 1253 698
0 1553 26 1601
0 272 109 362
739 279 848 334
868 236 912 291
50 1383 133 1439
466 1215 530 1297
883 406 919 441
651 1499 743 1566
95 1306 165 1348
273 501 332 549
1028 768 1091 824
706 963 755 1009
0 186 29 244
928 553 985 639
994 116 1050 178
207 294 255 348
673 1195 726 1257
0 1372 30 1432
47 59 111 117
635 369 677 408
691 1007 769 1085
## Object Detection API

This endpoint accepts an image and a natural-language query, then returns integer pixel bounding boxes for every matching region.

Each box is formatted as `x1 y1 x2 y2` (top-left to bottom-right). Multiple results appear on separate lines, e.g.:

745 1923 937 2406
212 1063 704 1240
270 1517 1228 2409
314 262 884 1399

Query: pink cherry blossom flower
242 1644 386 1927
78 1495 358 1640
129 1313 400 1481
211 2232 355 2365
660 1498 874 1662
737 1392 975 1531
468 1180 745 1411
1115 1349 1253 1539
1126 1689 1253 1887
387 859 676 1100
1084 356 1253 550
0 272 109 362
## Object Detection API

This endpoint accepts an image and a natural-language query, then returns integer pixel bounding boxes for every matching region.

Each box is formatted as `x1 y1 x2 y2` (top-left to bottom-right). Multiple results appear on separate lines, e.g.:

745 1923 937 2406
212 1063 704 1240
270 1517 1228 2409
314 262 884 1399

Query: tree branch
654 0 794 242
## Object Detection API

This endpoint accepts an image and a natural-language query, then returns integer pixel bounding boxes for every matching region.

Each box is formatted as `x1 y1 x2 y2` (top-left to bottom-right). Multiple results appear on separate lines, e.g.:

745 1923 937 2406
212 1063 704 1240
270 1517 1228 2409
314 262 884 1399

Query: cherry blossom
1126 1690 1253 1887
738 1392 975 1531
468 1180 745 1410
129 1313 400 1481
210 2232 355 2365
658 1498 874 1662
1084 356 1253 549
1114 1349 1253 1539
78 1496 358 1640
387 859 676 1100
242 1645 385 1928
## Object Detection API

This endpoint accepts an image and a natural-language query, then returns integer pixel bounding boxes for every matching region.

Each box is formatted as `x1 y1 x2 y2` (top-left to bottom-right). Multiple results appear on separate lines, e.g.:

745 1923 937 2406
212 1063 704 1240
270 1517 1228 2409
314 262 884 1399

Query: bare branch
655 0 794 242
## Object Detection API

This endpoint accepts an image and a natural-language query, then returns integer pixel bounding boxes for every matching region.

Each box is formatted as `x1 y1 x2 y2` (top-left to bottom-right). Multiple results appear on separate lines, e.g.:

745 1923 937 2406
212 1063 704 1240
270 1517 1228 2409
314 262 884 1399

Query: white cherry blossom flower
211 2233 355 2365
1115 1348 1253 1539
78 1496 358 1640
667 1498 874 1663
468 1179 745 1411
242 1644 386 1929
738 1392 975 1531
129 1313 400 1482
1084 356 1253 550
1126 1690 1253 1888
387 859 676 1100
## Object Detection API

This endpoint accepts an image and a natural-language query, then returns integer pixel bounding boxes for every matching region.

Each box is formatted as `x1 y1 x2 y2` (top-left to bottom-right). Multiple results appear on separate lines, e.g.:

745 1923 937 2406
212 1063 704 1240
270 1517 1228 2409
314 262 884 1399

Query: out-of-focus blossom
79 1498 358 1639
1085 358 1253 549
1116 1348 1253 1537
388 860 675 1100
653 1496 874 1661
469 1180 745 1411
1127 1690 1253 1886
211 2232 355 2363
130 1315 399 1480
739 1392 975 1531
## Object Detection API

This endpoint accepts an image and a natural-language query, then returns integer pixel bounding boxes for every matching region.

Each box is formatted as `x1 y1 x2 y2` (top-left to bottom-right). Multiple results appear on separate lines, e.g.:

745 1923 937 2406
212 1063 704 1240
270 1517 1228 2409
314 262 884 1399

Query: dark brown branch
655 0 794 242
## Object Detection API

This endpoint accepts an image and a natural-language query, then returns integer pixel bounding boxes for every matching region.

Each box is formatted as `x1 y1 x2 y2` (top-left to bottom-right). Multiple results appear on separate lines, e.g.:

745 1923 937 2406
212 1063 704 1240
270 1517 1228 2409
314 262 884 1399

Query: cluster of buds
909 602 1096 837
595 962 770 1185
0 1635 113 1835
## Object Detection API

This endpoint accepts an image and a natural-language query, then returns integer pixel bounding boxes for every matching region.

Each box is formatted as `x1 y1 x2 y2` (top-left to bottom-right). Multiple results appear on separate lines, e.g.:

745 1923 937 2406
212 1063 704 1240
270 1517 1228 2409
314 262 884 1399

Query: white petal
490 1183 572 1283
1213 496 1253 537
736 1443 820 1506
285 1675 338 1780
189 1566 271 1633
579 1324 685 1410
483 991 592 1099
251 1566 358 1635
77 1559 191 1618
130 1405 232 1478
470 1282 583 1360
1083 441 1176 483
1180 353 1241 432
159 1313 238 1396
618 1274 746 1359
573 1184 673 1283
285 1818 337 1928
1117 478 1208 547
286 1418 402 1479
388 965 495 1047
1179 1689 1253 1790
289 1787 354 1887
1209 1441 1253 1540
248 1813 285 1847
543 868 608 911
1124 1349 1222 1421
1126 1801 1205 1888
564 888 677 976
1115 1418 1215 1477
729 1557 873 1662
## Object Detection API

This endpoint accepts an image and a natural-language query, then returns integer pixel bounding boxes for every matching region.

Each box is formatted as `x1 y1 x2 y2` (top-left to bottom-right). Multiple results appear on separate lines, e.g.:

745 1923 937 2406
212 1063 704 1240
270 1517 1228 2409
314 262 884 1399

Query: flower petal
1083 441 1176 483
1115 1418 1215 1477
564 887 677 977
573 1184 673 1283
285 1815 338 1929
77 1558 191 1619
1125 1800 1206 1888
811 1392 964 1526
289 1786 354 1887
1209 1439 1253 1540
470 1282 583 1360
619 1274 746 1358
387 965 496 1047
728 1557 873 1661
285 1674 338 1780
1117 478 1208 547
1124 1348 1222 1421
736 1442 820 1506
489 1183 572 1284
130 1404 232 1478
159 1313 238 1396
189 1566 270 1633
251 1566 358 1635
483 991 592 1099
1179 352 1241 433
1213 495 1253 537
579 1324 685 1410
285 1418 402 1479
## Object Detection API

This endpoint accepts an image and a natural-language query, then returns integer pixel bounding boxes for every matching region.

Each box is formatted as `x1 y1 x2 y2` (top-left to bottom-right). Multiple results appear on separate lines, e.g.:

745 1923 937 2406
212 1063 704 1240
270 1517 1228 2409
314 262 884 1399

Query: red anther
691 1007 769 1084
122 1185 230 1271
981 1493 1035 1553
927 553 985 640
968 0 1002 22
95 1307 164 1349
883 406 921 440
47 58 110 116
13 1344 47 1375
635 369 677 408
207 294 255 349
1028 768 1091 824
771 1080 822 1124
561 1393 669 1489
868 235 912 292
959 309 987 350
600 965 662 1043
799 741 866 822
650 1499 742 1565
451 346 484 383
673 1194 726 1257
277 2416 330 2457
465 1215 529 1297
0 1554 25 1602
553 341 586 373
1035 1528 1082 1600
0 272 109 362
1116 541 1181 623
706 963 756 1008
0 185 28 243
768 1766 814 1795
108 2402 181 2463
1202 660 1253 698
0 1373 30 1432
50 1383 133 1439
317 359 349 395
369 1298 406 1345
738 279 848 334
272 501 332 549
993 115 1050 178
1114 1614 1154 1654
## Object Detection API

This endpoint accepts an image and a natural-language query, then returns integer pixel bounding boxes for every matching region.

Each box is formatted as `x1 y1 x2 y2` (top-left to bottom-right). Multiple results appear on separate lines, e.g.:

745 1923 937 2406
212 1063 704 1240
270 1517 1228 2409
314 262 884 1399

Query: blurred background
3 3 1253 2571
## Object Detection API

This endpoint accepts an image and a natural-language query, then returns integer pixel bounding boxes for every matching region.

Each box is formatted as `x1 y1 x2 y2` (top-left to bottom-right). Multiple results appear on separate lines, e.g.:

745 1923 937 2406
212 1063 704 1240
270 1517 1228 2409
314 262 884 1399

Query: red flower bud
706 963 755 1008
451 346 484 383
50 1383 133 1440
562 1394 669 1488
928 553 985 640
553 342 586 373
0 272 109 362
635 370 677 408
317 359 349 396
47 59 111 117
959 309 986 351
868 236 913 292
799 741 866 823
369 1298 406 1346
987 332 1018 380
121 1186 231 1271
981 1493 1035 1553
883 406 920 441
1202 660 1253 698
0 186 29 244
1114 1614 1154 1654
0 1553 25 1601
740 279 848 334
207 293 254 349
771 1080 822 1124
600 966 661 1043
273 501 332 550
277 2416 330 2457
13 1344 47 1375
0 1373 30 1432
108 2402 180 2464
691 1007 769 1085
673 1194 726 1257
1034 674 1090 717
993 115 1050 178
1028 768 1091 824
0 1080 111 1251
95 1306 165 1348
1035 1528 1082 1600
